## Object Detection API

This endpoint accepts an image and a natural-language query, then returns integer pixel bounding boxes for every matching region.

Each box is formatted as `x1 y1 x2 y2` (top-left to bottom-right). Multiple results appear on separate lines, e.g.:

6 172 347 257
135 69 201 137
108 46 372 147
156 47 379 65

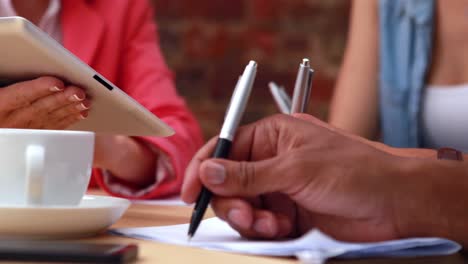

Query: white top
421 84 468 152
0 0 62 42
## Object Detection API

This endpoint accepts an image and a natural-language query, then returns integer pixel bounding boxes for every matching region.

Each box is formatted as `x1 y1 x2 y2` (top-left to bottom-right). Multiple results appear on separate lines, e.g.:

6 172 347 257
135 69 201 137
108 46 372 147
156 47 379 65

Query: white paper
111 217 461 260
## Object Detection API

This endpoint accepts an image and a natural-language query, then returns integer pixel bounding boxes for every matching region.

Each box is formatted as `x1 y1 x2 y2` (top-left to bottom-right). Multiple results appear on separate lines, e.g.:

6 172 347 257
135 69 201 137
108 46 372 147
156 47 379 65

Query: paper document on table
131 196 187 206
111 217 460 260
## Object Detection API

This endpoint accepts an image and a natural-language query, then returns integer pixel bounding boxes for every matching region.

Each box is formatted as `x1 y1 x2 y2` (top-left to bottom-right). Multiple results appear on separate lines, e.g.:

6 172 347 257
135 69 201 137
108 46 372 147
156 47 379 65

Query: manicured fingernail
228 209 249 229
50 86 62 92
204 161 226 184
76 103 89 111
69 94 84 102
78 113 87 120
253 218 272 235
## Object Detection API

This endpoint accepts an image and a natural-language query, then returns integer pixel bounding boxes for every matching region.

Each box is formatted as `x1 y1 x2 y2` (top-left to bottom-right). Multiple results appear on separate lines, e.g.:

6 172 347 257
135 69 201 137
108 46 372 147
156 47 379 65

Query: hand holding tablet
0 16 173 136
0 76 90 130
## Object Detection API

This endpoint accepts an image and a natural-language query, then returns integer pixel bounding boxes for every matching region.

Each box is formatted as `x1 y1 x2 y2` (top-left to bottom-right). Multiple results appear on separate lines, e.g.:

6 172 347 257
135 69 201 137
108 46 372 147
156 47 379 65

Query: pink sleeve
93 0 203 199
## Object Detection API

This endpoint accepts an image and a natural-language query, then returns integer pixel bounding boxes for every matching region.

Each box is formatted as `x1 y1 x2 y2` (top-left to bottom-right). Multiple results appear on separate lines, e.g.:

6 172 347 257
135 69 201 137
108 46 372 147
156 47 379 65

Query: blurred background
149 0 350 139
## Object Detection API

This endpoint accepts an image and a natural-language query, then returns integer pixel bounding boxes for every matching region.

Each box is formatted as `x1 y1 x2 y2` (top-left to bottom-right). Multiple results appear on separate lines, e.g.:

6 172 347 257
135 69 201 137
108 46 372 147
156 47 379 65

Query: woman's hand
182 114 409 242
93 135 158 187
0 76 90 129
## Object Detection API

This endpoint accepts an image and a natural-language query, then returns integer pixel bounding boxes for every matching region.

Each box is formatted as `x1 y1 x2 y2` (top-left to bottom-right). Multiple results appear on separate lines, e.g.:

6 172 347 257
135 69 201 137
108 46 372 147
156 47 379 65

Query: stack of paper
111 217 460 261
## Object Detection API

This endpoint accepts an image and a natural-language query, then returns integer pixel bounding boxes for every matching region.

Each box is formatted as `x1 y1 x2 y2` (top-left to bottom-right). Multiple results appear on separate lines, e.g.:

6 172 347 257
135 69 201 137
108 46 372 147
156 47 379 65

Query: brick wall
150 0 350 139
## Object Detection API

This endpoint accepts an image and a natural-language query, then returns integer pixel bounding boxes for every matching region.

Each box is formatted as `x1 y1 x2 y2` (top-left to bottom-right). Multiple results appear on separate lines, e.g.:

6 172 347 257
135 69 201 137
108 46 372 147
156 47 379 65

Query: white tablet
0 16 174 137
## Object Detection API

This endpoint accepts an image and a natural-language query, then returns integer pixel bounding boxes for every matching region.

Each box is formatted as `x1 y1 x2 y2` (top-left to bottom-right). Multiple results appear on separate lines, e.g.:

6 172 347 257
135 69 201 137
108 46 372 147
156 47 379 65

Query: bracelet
437 147 463 161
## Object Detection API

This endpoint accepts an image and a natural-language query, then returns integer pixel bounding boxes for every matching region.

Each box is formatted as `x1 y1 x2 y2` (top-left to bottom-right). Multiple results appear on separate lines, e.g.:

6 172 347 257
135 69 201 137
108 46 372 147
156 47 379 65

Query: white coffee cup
0 129 94 207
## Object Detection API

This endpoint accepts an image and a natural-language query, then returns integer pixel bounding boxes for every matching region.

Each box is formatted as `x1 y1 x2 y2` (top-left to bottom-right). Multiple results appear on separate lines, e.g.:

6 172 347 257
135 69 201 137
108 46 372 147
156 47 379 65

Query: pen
278 84 292 108
268 82 291 114
303 68 314 113
290 58 314 114
187 60 258 240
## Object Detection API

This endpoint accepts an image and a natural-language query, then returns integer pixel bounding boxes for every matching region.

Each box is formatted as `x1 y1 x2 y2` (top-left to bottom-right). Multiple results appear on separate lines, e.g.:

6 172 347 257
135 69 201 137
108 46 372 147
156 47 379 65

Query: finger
47 112 85 130
249 210 292 239
291 113 317 122
262 193 297 229
228 115 282 161
49 99 91 121
0 76 65 111
182 114 297 203
7 86 87 129
211 197 254 230
211 197 293 239
181 137 218 204
29 85 86 113
198 156 298 197
292 113 371 144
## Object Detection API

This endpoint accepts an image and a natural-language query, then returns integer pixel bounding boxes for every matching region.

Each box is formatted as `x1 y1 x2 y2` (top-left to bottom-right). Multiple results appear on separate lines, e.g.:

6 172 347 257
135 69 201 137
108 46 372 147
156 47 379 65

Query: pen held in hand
291 58 313 114
269 82 291 114
188 60 258 240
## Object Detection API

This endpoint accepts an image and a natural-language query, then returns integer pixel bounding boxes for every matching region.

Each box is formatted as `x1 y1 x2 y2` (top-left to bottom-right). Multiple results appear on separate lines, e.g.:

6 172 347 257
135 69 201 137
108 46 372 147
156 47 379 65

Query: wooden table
73 194 467 264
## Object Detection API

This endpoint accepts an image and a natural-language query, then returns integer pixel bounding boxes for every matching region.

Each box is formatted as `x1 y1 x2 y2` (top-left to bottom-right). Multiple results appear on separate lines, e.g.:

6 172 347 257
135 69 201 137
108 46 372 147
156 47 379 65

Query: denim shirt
378 0 435 147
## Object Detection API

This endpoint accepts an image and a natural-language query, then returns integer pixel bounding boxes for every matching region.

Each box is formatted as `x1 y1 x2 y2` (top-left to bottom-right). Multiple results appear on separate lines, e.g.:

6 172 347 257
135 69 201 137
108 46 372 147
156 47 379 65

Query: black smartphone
0 240 138 263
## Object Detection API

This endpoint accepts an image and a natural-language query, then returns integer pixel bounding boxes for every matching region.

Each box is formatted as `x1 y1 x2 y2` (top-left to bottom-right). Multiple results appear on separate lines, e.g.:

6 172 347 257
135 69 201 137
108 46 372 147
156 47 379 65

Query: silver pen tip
248 60 257 67
302 58 310 66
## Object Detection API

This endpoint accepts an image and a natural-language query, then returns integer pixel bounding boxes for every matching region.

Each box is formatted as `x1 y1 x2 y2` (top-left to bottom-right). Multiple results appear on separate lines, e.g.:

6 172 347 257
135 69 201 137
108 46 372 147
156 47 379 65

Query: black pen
187 60 257 240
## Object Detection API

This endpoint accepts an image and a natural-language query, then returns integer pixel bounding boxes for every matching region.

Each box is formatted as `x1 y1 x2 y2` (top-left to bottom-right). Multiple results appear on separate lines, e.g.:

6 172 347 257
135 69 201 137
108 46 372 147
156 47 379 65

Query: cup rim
0 129 94 135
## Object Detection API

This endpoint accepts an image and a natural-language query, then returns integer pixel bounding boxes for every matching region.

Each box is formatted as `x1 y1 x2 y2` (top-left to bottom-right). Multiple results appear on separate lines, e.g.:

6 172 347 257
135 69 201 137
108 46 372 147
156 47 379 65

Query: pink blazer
60 0 203 199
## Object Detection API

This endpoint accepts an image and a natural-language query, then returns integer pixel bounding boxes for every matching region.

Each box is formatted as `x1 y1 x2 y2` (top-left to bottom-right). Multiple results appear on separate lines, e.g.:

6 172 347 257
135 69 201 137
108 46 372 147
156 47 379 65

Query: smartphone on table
0 240 138 263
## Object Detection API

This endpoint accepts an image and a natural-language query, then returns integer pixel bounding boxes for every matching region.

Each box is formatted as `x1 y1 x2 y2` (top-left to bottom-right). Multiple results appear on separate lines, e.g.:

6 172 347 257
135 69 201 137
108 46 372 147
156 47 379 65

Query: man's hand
0 76 90 129
182 114 408 242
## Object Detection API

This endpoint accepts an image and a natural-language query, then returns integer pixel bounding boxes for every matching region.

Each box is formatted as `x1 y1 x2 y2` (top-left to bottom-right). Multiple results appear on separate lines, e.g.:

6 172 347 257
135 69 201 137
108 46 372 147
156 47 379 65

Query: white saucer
0 195 130 239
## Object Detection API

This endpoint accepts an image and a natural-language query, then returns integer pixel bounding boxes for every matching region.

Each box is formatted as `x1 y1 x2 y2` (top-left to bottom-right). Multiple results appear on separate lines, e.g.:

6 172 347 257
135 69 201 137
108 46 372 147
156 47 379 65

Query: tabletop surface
17 191 468 264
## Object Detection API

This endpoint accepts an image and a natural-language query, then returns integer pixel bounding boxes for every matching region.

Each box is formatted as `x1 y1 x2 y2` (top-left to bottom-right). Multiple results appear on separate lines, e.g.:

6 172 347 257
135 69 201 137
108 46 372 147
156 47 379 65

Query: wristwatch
437 147 463 161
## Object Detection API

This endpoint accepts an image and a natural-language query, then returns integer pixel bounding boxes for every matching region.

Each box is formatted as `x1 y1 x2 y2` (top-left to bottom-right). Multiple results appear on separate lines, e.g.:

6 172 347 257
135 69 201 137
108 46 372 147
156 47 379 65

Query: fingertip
211 198 254 230
37 76 65 91
227 207 253 230
181 161 202 204
180 194 193 204
180 183 195 204
180 185 198 204
252 211 280 239
199 160 226 186
277 214 294 238
78 111 88 120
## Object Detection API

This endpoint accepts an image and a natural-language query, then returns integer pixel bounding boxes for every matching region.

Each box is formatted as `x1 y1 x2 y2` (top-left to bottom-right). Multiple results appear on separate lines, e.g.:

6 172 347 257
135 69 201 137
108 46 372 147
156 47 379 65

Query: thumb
199 157 293 197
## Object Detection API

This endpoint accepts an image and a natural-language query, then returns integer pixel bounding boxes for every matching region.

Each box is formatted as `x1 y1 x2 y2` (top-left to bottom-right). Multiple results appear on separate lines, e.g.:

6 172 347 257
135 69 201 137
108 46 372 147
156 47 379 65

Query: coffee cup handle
25 145 45 205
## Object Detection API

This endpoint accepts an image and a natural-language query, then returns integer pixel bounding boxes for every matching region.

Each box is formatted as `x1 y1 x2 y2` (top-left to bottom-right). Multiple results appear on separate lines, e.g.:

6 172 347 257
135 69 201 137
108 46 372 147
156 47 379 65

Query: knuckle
238 161 255 191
